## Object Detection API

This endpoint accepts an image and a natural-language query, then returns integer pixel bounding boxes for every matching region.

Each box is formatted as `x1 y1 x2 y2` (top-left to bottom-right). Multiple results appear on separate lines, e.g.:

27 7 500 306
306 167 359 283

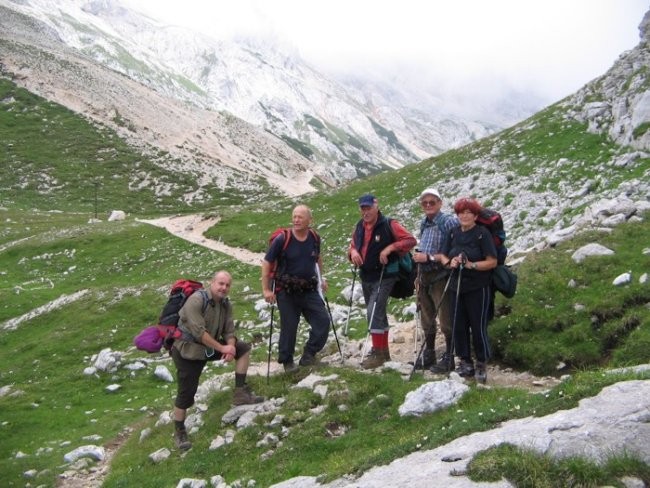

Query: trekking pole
324 297 344 362
315 264 343 362
408 265 425 380
448 257 465 376
410 263 421 360
266 281 276 385
408 267 455 380
360 265 385 362
343 266 357 337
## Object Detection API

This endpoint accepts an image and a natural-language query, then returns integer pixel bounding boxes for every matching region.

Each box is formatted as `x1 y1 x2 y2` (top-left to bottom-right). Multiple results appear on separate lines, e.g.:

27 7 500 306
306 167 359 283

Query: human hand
220 344 236 362
451 253 467 268
413 251 428 263
350 250 363 267
263 289 276 304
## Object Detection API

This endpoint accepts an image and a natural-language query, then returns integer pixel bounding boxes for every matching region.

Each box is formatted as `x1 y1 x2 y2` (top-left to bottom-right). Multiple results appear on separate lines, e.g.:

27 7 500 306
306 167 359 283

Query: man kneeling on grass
171 270 264 451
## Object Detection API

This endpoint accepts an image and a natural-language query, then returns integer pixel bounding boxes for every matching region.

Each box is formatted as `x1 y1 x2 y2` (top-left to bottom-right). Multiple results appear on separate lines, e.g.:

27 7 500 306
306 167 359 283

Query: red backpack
134 279 208 353
475 208 508 265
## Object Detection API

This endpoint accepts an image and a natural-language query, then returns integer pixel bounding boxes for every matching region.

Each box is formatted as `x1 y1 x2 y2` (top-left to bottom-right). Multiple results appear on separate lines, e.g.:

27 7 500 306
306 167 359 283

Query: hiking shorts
172 338 251 409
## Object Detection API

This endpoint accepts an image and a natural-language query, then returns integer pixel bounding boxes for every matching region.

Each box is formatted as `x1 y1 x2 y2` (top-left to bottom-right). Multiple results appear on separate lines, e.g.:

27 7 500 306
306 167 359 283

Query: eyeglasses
421 200 439 206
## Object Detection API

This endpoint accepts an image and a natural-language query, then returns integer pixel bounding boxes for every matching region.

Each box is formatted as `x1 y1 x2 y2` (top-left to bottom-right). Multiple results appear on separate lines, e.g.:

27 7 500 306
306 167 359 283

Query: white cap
420 188 441 199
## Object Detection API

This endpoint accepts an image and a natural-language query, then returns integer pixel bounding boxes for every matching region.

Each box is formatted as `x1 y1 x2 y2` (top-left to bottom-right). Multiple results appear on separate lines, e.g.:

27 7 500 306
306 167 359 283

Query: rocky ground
56 214 562 487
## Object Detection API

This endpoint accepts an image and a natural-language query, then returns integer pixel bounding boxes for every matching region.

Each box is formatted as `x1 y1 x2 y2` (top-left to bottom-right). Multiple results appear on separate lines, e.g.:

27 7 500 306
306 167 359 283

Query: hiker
171 270 263 451
434 197 497 383
348 194 416 369
261 205 330 372
411 188 459 372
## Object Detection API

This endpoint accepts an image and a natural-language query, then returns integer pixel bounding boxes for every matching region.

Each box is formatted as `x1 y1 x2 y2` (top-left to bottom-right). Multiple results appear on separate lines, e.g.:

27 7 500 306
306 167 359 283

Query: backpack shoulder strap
198 289 210 313
309 228 321 255
385 217 396 242
436 212 451 232
280 228 292 251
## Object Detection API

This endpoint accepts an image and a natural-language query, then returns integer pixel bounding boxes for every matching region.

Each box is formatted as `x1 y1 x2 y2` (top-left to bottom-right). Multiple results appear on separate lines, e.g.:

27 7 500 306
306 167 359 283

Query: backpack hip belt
277 274 318 294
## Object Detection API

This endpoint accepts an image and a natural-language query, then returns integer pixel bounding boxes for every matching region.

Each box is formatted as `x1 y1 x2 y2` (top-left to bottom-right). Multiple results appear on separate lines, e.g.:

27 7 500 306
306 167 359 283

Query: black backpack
475 208 507 265
158 279 210 350
134 279 209 353
474 209 517 298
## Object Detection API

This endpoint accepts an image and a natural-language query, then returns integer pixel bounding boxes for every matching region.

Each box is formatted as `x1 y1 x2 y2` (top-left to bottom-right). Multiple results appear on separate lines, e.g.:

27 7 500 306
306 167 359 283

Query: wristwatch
428 254 436 263
471 262 477 270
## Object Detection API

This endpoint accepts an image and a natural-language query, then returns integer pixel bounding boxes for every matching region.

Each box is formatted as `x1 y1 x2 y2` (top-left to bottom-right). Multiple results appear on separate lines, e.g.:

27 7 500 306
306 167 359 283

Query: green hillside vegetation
0 79 274 213
0 78 649 487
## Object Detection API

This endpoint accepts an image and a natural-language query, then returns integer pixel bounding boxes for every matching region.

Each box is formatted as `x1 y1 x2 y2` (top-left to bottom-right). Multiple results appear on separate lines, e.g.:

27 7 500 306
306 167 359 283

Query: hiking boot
409 348 436 370
174 429 192 451
283 361 298 373
456 359 475 378
232 385 265 406
475 362 487 384
430 352 455 374
299 351 316 367
361 348 390 369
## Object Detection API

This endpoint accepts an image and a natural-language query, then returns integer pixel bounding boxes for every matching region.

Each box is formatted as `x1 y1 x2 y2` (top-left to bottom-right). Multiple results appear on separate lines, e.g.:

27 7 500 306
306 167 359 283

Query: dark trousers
276 290 330 364
450 286 492 363
172 339 250 409
361 276 397 334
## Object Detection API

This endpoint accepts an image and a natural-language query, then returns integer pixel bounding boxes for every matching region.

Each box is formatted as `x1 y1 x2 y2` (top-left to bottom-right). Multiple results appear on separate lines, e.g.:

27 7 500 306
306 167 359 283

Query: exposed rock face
0 0 507 197
568 10 650 151
272 379 650 488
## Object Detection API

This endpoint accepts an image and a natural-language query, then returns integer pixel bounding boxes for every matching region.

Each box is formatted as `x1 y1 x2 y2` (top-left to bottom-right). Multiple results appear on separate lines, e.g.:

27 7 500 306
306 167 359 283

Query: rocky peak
567 7 650 151
639 7 650 42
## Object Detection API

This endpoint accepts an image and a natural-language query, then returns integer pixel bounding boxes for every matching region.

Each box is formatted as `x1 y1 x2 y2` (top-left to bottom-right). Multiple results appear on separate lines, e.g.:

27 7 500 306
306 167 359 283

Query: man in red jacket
349 194 416 369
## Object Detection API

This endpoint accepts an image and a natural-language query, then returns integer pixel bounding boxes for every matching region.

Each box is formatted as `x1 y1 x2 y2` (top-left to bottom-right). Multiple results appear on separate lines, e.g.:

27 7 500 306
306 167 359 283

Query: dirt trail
60 214 560 487
137 214 264 266
138 213 561 391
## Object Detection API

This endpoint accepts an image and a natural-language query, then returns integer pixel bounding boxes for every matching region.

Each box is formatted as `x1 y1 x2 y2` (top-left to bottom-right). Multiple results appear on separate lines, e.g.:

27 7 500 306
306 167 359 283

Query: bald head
210 271 232 301
292 205 313 234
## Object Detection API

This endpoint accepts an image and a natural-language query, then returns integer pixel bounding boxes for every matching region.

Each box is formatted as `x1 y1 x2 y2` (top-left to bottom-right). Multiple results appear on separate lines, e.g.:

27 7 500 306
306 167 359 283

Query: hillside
0 5 649 488
0 0 521 198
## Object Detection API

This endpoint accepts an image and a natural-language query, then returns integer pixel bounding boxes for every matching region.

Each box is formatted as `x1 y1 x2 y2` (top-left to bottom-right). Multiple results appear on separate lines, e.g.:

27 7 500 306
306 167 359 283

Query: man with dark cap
348 194 416 369
411 188 459 372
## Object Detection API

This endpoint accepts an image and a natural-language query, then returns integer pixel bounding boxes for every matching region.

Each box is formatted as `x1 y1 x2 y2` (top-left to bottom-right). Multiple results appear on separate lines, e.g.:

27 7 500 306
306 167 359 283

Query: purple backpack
133 326 164 353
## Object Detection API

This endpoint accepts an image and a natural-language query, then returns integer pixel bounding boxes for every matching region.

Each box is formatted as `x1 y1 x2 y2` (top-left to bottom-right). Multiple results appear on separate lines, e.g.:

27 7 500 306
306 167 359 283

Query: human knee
234 339 252 359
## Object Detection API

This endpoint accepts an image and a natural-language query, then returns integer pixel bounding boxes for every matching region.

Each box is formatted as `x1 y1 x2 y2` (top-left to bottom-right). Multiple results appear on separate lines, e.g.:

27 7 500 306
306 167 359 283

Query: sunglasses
421 200 439 206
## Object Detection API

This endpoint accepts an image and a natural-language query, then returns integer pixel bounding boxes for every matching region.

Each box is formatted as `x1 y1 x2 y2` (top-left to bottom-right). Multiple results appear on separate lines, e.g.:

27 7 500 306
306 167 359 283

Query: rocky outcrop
568 10 650 150
272 376 650 488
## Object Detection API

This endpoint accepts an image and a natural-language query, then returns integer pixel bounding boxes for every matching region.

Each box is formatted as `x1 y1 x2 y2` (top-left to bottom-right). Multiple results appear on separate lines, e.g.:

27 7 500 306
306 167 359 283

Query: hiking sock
371 333 383 350
174 420 185 431
425 333 436 350
235 373 246 388
381 330 390 348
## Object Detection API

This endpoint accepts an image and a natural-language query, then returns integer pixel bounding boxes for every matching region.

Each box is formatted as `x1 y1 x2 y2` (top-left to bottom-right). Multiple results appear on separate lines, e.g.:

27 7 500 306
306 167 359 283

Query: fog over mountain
0 0 545 196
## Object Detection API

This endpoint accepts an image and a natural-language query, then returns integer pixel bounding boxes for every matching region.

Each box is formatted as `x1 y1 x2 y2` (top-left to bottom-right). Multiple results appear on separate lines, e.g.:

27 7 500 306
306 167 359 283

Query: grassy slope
0 78 649 486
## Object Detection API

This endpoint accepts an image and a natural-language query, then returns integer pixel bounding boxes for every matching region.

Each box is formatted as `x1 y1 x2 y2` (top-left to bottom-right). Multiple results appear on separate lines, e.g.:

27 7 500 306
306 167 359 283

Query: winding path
137 214 264 267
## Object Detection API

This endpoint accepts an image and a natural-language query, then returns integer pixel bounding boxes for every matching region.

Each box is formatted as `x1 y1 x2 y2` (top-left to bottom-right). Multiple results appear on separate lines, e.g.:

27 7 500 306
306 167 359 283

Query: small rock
148 447 171 463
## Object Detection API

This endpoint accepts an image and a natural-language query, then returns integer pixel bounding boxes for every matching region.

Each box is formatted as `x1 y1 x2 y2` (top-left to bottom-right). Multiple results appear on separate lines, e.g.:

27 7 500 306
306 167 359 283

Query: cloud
123 0 647 103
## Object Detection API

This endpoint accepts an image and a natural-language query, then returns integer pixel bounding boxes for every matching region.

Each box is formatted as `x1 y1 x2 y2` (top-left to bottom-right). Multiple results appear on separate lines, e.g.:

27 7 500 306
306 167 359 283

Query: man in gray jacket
171 270 263 451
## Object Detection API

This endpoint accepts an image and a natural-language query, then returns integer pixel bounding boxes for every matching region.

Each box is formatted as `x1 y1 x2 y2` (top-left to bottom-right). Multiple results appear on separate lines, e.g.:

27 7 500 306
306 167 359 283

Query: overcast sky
122 0 648 104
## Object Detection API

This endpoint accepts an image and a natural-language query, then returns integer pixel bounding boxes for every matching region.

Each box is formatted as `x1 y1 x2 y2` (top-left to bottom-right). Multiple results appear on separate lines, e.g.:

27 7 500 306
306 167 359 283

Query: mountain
0 0 534 196
1 5 650 488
